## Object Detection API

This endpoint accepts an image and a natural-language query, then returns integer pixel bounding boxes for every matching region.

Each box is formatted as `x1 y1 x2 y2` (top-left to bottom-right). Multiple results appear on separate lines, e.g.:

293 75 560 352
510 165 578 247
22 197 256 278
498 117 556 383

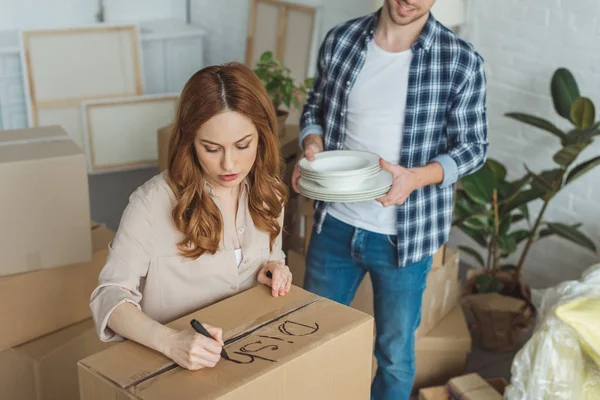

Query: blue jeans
304 215 432 400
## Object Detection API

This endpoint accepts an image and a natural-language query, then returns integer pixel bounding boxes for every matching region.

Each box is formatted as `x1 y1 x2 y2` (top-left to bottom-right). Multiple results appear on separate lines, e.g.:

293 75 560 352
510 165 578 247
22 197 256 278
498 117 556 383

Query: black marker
190 319 230 360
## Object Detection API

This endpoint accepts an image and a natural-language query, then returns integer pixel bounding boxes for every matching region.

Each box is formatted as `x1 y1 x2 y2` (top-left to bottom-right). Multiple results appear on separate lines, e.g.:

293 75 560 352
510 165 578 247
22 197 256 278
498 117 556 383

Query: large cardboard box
0 225 115 350
287 247 461 337
0 125 92 276
78 285 374 400
0 319 114 400
157 124 172 172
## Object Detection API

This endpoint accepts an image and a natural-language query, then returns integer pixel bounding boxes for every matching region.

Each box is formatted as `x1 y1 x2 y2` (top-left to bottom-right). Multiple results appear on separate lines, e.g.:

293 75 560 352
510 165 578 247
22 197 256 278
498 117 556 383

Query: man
292 1 487 399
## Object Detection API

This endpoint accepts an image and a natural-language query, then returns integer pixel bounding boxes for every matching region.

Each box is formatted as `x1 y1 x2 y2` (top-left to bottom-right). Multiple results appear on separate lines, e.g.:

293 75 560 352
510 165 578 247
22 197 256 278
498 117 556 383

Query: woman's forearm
107 302 175 355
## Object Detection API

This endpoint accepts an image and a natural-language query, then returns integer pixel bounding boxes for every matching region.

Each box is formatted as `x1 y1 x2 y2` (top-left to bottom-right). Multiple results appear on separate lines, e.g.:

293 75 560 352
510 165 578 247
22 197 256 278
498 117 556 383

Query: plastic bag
505 263 600 400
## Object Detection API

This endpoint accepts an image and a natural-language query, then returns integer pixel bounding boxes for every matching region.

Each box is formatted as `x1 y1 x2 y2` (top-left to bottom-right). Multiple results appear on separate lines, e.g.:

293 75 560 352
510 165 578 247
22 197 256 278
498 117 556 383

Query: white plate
299 169 392 195
300 168 380 191
299 150 380 176
299 188 389 203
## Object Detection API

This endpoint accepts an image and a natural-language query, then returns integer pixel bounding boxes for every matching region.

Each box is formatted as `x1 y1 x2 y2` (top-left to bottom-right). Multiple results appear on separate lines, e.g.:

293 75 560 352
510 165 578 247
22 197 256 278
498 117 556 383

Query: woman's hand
162 325 224 370
257 261 293 297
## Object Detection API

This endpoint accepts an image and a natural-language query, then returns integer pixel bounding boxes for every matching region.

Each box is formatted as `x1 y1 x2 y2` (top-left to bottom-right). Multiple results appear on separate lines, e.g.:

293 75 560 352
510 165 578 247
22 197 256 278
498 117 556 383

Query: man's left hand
376 159 420 207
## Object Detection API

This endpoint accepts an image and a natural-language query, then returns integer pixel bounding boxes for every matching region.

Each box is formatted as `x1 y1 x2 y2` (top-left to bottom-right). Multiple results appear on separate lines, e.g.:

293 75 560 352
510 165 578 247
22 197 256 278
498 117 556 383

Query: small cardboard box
286 247 461 337
157 124 172 172
0 125 92 276
0 319 114 400
78 285 374 400
447 373 504 400
0 225 115 350
418 376 508 400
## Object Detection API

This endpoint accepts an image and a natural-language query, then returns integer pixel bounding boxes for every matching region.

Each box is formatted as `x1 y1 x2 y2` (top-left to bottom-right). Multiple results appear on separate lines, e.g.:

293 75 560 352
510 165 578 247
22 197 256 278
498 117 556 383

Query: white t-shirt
328 40 412 235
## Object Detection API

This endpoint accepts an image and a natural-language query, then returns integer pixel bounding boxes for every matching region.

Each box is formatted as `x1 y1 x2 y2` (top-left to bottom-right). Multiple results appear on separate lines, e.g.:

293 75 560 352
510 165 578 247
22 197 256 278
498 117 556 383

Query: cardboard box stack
287 196 471 391
79 285 375 400
0 126 116 399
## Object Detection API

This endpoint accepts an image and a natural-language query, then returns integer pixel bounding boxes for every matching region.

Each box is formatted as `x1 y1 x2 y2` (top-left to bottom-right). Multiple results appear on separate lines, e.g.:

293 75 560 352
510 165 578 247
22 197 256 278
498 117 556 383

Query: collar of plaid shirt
301 9 488 266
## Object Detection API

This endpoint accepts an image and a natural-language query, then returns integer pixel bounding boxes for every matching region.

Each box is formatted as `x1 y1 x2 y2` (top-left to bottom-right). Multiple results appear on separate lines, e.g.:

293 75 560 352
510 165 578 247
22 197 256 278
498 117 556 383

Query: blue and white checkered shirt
299 11 488 266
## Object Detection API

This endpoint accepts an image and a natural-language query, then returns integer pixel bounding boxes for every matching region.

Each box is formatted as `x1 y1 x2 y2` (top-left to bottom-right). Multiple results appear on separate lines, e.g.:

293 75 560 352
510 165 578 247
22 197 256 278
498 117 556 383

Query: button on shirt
90 172 285 341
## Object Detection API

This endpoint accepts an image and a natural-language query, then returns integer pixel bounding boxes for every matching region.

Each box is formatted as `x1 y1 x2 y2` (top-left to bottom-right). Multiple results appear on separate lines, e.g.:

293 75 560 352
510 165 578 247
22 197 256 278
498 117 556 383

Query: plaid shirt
299 11 488 266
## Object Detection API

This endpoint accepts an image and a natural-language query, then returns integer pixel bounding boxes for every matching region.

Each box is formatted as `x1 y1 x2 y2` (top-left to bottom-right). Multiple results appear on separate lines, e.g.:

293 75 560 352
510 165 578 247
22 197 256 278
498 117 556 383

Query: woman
90 62 292 371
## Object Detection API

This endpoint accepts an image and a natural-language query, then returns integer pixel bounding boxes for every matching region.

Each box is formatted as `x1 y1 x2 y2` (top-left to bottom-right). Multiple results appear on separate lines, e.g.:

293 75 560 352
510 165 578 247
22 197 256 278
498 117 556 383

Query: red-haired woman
90 62 291 371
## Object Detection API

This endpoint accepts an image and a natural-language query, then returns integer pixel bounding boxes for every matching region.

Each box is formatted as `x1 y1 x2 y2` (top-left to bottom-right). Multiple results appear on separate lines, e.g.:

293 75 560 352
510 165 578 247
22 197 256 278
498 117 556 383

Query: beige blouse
90 172 285 342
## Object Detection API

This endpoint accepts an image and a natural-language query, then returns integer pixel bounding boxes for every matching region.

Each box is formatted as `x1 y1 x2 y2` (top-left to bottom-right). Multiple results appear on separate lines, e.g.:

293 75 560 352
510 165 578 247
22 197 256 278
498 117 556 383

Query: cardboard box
0 225 115 350
418 376 508 400
286 248 461 337
0 125 92 276
78 285 374 400
157 124 172 172
413 307 472 390
0 319 114 400
447 373 504 400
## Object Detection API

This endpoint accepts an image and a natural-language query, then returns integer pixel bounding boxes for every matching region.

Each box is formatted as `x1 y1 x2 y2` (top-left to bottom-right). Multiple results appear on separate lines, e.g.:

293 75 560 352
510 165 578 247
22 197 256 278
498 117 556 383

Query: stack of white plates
298 150 392 202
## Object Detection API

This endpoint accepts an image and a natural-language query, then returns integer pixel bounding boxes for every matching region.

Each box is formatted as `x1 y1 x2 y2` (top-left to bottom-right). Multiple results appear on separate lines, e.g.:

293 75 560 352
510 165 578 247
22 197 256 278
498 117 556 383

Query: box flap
132 290 372 399
16 319 95 360
415 306 471 352
79 286 322 389
0 125 82 163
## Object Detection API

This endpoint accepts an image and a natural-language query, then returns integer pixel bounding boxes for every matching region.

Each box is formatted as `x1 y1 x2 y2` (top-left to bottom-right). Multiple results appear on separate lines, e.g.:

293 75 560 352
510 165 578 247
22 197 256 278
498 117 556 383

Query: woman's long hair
167 62 288 259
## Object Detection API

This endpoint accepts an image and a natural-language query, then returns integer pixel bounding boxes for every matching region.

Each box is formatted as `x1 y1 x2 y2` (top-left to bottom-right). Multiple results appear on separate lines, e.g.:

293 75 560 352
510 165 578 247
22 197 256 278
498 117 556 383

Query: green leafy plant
252 51 314 113
454 68 599 295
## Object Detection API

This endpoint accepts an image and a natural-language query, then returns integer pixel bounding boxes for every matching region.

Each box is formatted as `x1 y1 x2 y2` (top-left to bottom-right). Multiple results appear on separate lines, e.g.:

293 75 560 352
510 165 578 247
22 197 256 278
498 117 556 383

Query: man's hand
376 159 444 207
292 134 324 193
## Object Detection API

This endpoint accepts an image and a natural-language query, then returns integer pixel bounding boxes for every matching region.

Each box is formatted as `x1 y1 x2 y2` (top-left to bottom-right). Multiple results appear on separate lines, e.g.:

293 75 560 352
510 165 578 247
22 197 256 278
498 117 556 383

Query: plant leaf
562 122 600 146
458 246 485 266
505 112 566 140
259 51 273 62
501 264 517 271
519 204 530 222
551 68 581 121
486 159 507 181
499 217 512 236
553 142 588 166
475 275 504 294
497 236 517 256
458 225 489 248
546 223 597 252
464 217 488 230
527 167 563 194
566 156 600 185
570 97 596 129
510 230 532 244
502 187 543 214
461 167 498 205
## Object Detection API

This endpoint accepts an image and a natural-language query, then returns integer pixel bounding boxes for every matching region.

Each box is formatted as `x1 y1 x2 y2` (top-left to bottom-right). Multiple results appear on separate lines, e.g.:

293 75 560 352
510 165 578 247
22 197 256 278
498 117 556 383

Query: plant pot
276 110 289 137
461 269 535 352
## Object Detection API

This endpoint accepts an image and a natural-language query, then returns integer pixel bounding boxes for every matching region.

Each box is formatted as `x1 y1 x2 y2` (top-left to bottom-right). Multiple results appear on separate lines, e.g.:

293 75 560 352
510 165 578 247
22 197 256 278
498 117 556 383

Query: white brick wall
190 0 372 66
449 0 600 286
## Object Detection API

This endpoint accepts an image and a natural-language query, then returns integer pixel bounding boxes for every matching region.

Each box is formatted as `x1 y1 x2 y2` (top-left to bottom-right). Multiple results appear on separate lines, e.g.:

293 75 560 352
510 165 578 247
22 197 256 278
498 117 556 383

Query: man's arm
432 55 488 188
298 30 334 149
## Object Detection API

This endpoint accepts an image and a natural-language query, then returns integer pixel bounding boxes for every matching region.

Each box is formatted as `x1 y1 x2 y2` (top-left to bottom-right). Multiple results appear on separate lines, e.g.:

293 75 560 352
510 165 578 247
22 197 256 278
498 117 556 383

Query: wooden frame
246 0 316 80
81 94 178 173
21 24 144 147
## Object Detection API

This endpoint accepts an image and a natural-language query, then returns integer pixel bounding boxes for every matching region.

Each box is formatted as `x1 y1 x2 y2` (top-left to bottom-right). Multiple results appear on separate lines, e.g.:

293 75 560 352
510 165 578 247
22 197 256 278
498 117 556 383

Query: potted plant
454 67 600 351
253 51 313 136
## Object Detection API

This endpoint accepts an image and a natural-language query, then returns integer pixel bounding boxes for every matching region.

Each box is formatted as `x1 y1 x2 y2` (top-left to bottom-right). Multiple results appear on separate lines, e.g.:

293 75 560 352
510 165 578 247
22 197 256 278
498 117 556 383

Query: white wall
450 0 600 287
191 0 373 66
0 0 187 30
